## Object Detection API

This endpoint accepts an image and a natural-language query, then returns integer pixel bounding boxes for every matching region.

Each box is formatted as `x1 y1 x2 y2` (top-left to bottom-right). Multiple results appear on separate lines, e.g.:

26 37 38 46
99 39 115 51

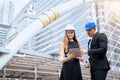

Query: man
82 21 110 80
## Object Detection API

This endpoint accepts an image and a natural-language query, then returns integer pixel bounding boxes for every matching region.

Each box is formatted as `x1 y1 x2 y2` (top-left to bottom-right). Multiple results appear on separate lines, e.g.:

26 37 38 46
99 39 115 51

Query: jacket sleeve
88 33 108 56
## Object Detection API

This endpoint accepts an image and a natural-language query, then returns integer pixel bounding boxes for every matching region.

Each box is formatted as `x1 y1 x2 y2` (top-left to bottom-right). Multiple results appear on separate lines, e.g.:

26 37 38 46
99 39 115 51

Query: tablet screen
69 48 80 57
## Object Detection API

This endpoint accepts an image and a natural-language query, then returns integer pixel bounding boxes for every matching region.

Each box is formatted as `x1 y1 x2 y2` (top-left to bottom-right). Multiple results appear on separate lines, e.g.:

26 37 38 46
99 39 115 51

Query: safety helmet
84 21 96 29
65 24 75 31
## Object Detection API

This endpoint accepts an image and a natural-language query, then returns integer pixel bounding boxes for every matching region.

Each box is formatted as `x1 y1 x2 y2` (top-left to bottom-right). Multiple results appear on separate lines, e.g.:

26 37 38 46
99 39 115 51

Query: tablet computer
69 48 80 57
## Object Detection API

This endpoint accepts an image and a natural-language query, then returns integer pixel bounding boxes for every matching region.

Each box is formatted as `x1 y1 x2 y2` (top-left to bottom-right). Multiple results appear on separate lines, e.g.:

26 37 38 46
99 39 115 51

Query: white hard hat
65 24 75 31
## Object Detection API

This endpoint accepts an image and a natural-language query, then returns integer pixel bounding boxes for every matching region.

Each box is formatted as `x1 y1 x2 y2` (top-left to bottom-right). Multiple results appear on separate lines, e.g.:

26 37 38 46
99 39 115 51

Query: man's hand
84 59 90 68
81 49 88 54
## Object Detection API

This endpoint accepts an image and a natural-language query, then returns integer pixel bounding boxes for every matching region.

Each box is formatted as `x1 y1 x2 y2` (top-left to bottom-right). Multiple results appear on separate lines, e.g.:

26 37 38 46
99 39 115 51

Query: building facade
0 0 14 25
0 24 11 47
8 0 120 71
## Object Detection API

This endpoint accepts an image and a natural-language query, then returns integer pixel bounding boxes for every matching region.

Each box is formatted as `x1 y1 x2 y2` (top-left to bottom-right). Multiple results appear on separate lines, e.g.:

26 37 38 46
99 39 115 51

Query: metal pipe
34 65 37 80
3 67 6 80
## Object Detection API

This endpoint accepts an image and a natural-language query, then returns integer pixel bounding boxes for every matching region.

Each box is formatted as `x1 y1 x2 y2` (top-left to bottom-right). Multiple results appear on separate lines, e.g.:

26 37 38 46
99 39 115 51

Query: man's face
86 27 96 37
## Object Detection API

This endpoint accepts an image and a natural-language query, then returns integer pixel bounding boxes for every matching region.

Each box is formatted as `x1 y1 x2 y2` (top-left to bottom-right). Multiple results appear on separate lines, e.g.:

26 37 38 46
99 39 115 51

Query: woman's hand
66 53 70 57
67 53 76 59
67 52 83 61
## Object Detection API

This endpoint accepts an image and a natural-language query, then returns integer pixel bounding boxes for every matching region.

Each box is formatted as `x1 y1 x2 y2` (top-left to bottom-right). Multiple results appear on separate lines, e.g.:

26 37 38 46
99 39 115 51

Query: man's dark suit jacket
88 32 110 70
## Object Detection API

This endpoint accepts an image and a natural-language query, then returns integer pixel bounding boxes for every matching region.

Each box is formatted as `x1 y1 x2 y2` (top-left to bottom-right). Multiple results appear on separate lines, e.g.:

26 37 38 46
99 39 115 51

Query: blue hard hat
84 21 96 29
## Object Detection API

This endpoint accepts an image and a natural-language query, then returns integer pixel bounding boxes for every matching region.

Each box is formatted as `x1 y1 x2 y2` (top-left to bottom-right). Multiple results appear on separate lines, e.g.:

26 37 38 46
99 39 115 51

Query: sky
0 0 4 7
0 0 30 17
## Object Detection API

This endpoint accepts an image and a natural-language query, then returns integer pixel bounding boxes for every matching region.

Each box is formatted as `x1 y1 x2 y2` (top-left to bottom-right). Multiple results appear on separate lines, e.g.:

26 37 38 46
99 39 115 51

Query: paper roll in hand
69 48 81 57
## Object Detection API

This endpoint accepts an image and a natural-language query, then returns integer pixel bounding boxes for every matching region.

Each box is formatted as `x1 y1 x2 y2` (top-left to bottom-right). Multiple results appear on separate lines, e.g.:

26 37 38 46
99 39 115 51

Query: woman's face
66 30 75 39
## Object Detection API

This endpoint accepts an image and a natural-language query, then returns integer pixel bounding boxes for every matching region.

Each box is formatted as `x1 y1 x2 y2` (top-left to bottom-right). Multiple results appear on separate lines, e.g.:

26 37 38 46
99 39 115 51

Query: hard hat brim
85 26 96 29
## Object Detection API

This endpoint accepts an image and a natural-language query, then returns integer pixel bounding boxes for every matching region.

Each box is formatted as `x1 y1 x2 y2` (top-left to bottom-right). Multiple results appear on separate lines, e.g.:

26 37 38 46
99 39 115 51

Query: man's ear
94 27 96 31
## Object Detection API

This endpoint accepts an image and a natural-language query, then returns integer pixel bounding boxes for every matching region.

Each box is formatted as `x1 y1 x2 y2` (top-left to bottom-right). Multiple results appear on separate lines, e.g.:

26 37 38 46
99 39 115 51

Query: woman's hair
62 30 81 53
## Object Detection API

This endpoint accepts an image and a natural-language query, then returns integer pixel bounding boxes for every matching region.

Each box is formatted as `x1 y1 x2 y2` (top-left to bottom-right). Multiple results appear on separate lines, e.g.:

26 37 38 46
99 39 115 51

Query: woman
59 24 83 80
